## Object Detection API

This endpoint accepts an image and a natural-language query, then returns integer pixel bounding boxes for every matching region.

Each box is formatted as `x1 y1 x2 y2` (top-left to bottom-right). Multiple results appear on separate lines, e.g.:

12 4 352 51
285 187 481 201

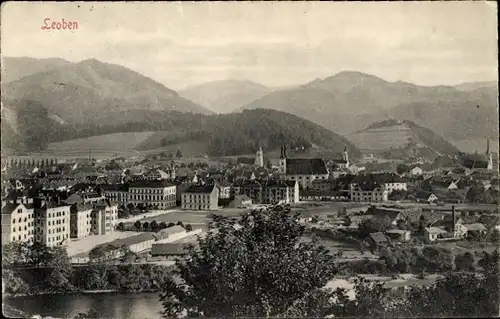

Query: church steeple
255 142 264 167
280 144 287 159
279 144 287 174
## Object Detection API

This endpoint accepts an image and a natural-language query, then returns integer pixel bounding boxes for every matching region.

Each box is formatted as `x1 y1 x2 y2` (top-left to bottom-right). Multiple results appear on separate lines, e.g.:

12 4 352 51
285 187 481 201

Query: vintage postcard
1 1 498 319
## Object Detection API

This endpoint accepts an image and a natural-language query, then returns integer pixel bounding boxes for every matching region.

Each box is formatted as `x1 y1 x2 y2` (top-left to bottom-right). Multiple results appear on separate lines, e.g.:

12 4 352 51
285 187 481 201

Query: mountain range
2 56 496 157
2 57 212 125
238 71 498 140
179 80 274 114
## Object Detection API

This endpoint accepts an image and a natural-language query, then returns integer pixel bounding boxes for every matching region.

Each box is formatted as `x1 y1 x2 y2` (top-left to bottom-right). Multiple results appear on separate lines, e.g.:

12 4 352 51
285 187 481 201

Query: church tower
255 143 264 167
342 146 350 168
279 144 287 174
486 139 493 170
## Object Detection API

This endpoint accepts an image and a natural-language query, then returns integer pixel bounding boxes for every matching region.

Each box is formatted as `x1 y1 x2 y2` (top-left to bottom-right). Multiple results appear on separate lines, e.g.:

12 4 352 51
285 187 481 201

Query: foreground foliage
160 205 338 317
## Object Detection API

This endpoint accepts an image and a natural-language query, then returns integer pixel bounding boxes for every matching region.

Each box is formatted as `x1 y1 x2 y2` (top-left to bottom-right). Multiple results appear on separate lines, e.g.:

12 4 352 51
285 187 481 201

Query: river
4 292 163 319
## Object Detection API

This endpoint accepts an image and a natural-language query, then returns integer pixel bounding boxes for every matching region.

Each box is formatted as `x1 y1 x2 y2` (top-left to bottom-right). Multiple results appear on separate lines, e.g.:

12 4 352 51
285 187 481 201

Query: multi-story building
234 180 263 203
262 180 299 204
181 184 219 210
277 145 329 189
349 173 407 202
1 202 35 245
100 184 129 205
216 181 232 199
70 203 92 239
33 197 71 247
128 180 177 209
235 179 299 204
91 199 118 235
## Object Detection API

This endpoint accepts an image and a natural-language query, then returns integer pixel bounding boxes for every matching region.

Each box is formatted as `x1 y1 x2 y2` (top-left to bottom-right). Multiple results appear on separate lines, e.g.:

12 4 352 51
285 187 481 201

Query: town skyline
1 2 497 90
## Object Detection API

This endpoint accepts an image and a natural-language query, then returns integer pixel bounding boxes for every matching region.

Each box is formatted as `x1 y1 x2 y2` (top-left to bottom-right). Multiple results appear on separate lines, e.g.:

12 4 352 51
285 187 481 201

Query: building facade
128 180 177 209
1 203 35 245
91 200 118 235
277 145 329 189
181 184 219 210
100 184 129 205
34 199 71 247
70 203 92 239
349 173 407 202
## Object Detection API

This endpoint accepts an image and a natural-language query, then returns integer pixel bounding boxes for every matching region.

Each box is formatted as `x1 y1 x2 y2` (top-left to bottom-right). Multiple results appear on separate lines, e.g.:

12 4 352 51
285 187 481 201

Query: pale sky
1 1 498 90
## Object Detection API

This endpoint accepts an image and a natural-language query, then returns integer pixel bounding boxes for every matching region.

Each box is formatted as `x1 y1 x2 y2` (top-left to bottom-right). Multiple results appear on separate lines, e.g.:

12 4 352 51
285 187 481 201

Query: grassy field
124 208 249 226
348 124 413 151
47 132 156 152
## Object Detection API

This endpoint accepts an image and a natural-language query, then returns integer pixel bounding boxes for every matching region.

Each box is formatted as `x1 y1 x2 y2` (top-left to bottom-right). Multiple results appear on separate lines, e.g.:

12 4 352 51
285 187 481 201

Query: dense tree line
2 242 173 296
12 105 360 156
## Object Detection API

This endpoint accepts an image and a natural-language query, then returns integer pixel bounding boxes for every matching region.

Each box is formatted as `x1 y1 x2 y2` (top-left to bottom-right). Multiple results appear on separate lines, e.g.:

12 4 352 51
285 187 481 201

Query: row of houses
1 192 118 247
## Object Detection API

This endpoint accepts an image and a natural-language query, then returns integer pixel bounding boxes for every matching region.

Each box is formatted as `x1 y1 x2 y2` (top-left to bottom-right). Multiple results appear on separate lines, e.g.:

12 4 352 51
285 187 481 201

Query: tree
185 224 193 231
176 149 183 158
176 221 184 227
343 216 352 227
117 222 125 231
388 189 407 201
167 222 175 228
358 217 391 238
455 252 475 271
159 222 168 230
159 205 337 318
134 221 142 231
142 221 151 232
150 220 159 232
118 209 130 219
396 164 410 175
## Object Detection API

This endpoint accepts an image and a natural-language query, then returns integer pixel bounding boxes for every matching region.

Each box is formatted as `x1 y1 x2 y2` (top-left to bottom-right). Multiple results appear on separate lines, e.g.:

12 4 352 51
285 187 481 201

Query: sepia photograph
1 1 498 318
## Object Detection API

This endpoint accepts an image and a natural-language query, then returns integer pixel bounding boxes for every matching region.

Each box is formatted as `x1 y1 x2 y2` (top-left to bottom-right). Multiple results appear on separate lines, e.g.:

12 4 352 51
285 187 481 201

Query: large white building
101 180 177 209
349 173 407 202
33 198 72 247
128 180 177 209
1 202 35 245
91 200 118 235
181 184 219 210
234 179 299 204
70 203 93 239
278 145 329 189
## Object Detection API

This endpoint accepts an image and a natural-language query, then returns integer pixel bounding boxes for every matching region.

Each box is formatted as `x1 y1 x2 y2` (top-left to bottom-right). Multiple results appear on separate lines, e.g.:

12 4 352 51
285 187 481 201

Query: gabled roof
463 223 487 232
101 233 155 249
155 225 186 237
237 157 255 165
425 227 448 235
286 158 328 175
100 184 129 192
367 206 405 221
368 232 389 243
2 203 24 215
129 180 175 188
184 184 216 194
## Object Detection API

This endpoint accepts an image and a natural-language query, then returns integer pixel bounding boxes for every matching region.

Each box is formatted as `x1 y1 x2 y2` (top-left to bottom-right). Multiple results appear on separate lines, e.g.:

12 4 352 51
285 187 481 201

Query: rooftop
184 184 216 194
286 158 328 175
129 180 176 188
